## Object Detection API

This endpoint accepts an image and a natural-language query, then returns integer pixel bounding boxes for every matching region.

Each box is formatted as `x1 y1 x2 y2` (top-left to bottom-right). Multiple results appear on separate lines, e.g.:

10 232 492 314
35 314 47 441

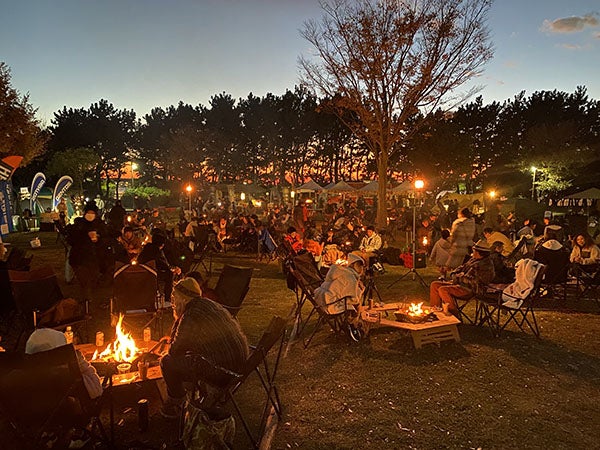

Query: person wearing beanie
430 239 495 316
159 277 249 419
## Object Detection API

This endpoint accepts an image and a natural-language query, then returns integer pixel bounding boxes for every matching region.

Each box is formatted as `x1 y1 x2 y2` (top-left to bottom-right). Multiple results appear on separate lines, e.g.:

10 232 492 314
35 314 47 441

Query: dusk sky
2 0 599 125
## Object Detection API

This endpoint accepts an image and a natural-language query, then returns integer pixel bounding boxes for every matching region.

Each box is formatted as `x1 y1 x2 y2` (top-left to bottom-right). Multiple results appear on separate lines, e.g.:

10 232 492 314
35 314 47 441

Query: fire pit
87 315 162 377
395 302 439 324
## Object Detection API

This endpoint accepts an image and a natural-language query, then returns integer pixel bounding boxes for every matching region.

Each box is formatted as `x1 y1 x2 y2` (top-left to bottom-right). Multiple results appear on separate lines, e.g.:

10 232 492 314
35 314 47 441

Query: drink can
143 327 151 342
95 331 104 347
138 399 149 432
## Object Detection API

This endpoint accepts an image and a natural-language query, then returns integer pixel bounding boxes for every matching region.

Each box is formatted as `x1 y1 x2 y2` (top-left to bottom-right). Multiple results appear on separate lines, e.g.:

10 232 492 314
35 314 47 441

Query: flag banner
0 156 23 181
52 175 73 210
0 181 13 235
30 172 46 211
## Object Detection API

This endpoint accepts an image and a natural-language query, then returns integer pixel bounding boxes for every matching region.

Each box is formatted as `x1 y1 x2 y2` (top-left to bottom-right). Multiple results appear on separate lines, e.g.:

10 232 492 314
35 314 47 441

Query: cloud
542 13 599 34
558 43 582 50
503 60 518 69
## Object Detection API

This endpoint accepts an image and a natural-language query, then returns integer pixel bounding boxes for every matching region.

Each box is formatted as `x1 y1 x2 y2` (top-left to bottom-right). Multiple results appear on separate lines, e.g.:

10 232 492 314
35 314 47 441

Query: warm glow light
530 166 537 173
488 190 496 199
91 314 140 363
240 192 246 201
335 258 348 265
131 163 138 171
290 190 295 198
414 179 424 190
407 302 424 316
185 184 192 193
422 236 428 246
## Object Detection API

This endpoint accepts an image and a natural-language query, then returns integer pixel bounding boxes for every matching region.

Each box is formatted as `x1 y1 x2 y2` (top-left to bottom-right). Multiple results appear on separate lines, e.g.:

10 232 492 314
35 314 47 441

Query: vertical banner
0 181 12 235
52 175 74 209
30 172 46 212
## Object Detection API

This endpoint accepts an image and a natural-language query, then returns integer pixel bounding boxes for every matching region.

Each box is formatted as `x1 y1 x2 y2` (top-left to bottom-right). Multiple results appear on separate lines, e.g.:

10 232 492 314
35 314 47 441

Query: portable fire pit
394 302 439 324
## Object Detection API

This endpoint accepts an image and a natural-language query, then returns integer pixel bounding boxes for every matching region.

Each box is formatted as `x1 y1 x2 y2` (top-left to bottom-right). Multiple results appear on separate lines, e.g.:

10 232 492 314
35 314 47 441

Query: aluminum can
143 327 151 342
95 331 104 347
138 399 149 432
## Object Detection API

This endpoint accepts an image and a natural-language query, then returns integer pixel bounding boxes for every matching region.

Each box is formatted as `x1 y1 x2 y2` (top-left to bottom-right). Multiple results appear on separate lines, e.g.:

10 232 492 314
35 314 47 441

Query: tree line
2 63 599 202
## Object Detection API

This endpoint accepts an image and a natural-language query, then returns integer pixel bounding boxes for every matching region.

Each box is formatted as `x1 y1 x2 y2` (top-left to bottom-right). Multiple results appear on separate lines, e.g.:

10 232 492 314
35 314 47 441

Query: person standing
446 207 476 270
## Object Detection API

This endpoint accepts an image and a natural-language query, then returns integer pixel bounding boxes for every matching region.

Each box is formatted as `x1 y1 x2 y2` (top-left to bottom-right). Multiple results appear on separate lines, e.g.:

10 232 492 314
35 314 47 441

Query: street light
488 190 496 199
131 162 138 188
185 184 192 212
530 166 537 201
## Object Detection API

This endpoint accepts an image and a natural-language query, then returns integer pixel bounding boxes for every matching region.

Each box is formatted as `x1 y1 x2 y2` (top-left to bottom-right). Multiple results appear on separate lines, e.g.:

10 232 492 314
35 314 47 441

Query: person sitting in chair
314 253 365 341
159 278 249 419
116 226 143 262
352 225 382 268
429 239 495 316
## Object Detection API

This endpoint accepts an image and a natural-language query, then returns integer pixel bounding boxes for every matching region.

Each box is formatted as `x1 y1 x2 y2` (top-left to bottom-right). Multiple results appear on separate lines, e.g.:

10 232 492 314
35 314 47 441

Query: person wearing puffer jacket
534 226 569 285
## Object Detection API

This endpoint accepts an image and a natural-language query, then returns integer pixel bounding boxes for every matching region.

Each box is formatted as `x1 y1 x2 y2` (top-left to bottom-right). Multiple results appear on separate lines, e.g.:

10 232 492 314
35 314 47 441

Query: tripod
362 271 384 307
387 196 429 291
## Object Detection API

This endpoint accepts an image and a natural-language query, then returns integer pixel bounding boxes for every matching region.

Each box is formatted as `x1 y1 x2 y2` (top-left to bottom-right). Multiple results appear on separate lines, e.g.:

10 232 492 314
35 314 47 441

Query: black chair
477 261 546 337
573 263 600 308
0 344 107 448
111 261 161 332
213 264 254 317
189 224 213 275
9 266 90 347
287 253 324 336
184 316 288 449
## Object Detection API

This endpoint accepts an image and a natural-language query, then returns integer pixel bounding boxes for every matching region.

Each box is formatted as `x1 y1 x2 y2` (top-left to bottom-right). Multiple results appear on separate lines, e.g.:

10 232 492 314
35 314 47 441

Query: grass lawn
3 231 600 449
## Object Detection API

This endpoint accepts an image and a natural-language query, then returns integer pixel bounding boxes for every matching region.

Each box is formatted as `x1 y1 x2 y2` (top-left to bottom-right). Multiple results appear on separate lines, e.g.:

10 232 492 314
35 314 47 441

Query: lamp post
531 166 537 201
185 184 192 213
130 162 137 209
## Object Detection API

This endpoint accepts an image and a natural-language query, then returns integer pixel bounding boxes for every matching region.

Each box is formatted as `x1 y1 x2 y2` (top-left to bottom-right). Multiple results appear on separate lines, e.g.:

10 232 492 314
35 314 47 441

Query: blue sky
1 0 599 124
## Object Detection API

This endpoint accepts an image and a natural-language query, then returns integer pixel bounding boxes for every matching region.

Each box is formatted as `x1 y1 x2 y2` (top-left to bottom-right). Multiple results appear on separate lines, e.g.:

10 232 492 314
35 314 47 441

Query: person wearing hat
159 277 249 419
483 227 514 257
533 226 569 286
429 239 495 316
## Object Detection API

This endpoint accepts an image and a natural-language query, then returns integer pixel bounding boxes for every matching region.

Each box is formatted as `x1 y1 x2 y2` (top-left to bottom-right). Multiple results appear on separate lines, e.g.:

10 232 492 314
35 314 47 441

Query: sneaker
160 401 182 419
347 323 362 342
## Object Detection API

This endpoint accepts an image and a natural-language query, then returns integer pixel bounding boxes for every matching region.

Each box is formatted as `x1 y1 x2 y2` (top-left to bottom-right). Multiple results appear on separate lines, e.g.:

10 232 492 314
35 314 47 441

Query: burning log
395 302 438 324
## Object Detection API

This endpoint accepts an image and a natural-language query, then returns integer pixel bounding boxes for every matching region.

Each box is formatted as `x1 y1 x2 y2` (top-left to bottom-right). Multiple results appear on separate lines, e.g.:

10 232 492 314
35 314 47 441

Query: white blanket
502 259 545 309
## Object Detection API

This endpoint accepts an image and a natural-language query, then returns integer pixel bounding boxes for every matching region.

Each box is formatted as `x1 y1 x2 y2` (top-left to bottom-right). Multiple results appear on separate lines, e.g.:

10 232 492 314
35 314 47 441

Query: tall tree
299 0 493 227
0 62 46 163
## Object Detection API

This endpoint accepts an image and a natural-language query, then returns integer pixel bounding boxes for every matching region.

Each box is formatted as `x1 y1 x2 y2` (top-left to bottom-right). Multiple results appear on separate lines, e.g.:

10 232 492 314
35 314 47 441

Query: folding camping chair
573 263 600 308
188 224 213 275
287 253 324 336
111 261 162 333
212 265 254 317
8 266 90 348
450 291 478 325
184 316 288 449
289 265 354 348
0 344 107 448
477 262 546 337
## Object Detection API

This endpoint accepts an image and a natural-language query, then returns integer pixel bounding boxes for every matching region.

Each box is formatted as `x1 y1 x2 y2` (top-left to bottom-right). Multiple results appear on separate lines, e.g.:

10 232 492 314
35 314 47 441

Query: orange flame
422 236 428 246
91 314 139 362
407 302 424 317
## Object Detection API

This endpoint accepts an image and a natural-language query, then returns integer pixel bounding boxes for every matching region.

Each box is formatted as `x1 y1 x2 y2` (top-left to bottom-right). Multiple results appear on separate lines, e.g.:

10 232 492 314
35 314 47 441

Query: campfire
91 314 140 363
395 302 438 324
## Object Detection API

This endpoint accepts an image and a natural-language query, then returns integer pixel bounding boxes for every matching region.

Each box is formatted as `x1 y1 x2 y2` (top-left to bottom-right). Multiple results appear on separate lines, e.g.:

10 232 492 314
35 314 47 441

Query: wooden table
361 302 461 349
76 340 165 386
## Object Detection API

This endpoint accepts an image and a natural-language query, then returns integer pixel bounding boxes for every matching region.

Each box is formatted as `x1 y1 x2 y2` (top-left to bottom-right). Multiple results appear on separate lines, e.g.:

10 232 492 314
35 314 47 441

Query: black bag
382 247 403 266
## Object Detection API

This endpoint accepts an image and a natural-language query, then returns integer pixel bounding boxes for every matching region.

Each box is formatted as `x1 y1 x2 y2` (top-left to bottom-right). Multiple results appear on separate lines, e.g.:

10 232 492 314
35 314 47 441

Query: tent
327 180 357 193
359 180 379 195
390 181 413 193
296 180 323 193
566 187 600 199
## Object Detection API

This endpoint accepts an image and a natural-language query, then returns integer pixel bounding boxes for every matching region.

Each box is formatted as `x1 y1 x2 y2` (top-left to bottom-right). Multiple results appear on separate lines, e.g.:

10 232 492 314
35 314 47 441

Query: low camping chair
287 253 324 336
111 261 161 333
477 262 546 337
450 290 478 325
188 224 213 275
0 344 107 448
184 316 288 449
289 265 354 348
9 266 90 347
574 263 600 308
213 264 254 317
